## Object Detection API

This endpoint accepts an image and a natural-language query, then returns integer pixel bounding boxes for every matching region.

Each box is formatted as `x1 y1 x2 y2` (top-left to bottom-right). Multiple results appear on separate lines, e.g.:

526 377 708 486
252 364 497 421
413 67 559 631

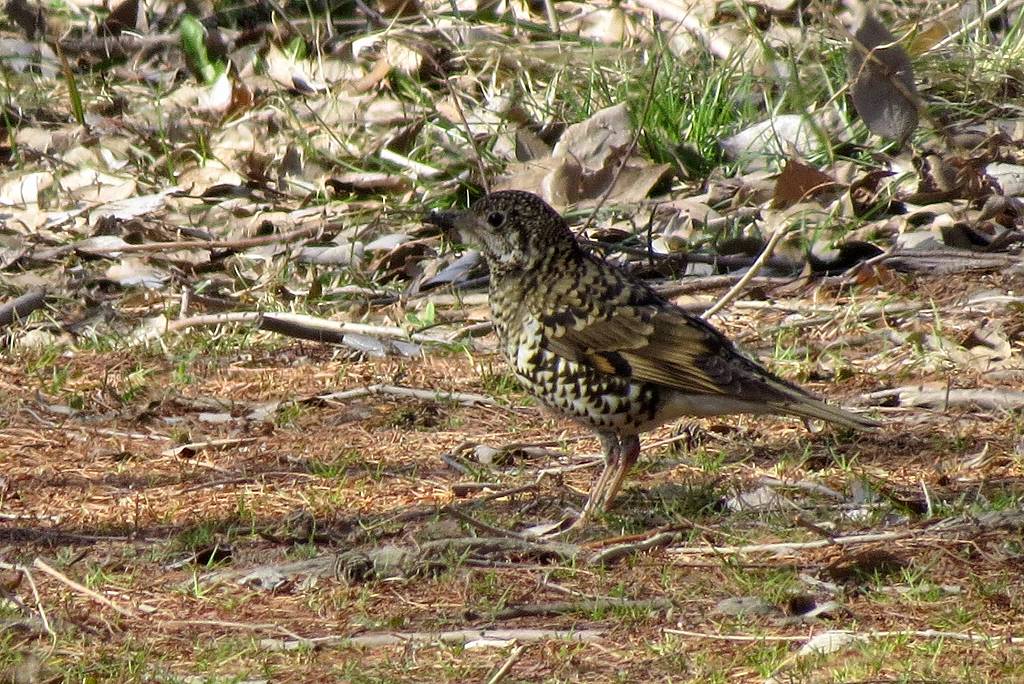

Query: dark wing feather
532 272 876 428
543 304 742 396
537 264 740 397
535 260 878 430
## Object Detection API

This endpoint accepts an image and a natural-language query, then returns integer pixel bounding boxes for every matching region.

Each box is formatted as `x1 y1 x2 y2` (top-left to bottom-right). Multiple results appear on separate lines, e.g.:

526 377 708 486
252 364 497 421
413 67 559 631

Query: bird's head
425 190 577 272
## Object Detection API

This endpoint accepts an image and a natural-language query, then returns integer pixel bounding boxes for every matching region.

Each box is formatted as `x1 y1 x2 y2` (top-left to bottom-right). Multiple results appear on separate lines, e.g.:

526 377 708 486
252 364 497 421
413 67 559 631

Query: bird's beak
424 208 472 239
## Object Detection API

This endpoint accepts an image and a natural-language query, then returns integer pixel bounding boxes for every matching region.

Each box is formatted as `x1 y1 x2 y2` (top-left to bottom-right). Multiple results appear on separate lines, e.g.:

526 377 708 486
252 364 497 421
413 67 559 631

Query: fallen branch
703 223 792 319
669 512 1024 557
319 384 498 407
0 289 48 330
149 311 459 349
665 627 1024 645
655 275 793 298
260 627 604 651
864 249 1021 275
588 531 683 566
162 619 306 641
33 558 136 619
83 224 320 255
444 507 530 540
202 534 580 588
56 34 178 59
486 597 672 620
859 387 1024 412
486 643 526 684
668 530 914 556
417 537 581 564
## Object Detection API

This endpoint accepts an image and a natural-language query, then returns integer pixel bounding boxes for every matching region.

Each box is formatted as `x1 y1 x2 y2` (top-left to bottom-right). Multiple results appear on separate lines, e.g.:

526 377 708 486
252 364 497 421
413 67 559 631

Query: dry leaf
0 171 53 206
496 103 669 207
847 7 919 145
578 8 630 44
772 158 841 208
797 630 866 657
102 0 147 34
722 113 840 172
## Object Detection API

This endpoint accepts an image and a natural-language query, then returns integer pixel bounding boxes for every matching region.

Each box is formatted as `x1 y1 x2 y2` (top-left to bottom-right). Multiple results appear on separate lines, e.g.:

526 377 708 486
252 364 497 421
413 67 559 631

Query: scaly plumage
426 190 877 530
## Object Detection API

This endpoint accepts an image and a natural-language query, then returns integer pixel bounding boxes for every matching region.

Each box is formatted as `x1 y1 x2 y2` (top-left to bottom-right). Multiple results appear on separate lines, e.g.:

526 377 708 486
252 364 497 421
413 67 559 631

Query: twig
379 148 442 178
703 223 791 318
486 643 526 684
857 387 1024 411
162 619 306 641
32 558 136 619
259 627 604 650
0 289 48 330
56 33 178 58
444 507 530 540
320 384 498 406
160 437 259 458
416 537 581 564
664 628 808 642
154 311 457 348
664 627 1024 645
588 531 683 566
930 0 1016 52
77 224 320 255
178 471 315 495
470 483 541 505
489 597 672 620
668 530 914 556
0 562 54 639
582 46 664 232
0 528 139 545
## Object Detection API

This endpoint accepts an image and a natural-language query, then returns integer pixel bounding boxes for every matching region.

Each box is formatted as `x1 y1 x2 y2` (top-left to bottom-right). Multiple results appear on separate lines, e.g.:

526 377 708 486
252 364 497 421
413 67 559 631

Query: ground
2 269 1023 683
3 0 1024 680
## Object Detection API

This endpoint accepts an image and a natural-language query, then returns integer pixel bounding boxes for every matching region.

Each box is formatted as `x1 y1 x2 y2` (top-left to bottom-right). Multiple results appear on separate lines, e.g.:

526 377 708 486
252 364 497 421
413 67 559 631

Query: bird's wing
540 286 742 397
535 260 878 429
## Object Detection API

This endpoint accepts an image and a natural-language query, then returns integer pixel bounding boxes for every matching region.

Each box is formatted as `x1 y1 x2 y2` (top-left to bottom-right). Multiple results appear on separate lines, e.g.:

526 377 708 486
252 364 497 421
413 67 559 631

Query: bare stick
664 629 808 642
320 384 498 407
260 628 604 650
0 289 47 330
491 597 672 620
931 0 1015 51
665 627 1024 645
702 223 791 319
486 643 526 684
444 507 530 540
78 224 320 255
589 531 682 566
0 562 54 638
162 619 306 641
149 311 458 347
33 558 136 619
669 529 913 556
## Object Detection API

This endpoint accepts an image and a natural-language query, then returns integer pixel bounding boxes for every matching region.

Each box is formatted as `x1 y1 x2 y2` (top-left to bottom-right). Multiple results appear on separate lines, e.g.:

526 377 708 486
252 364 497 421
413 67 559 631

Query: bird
426 190 877 532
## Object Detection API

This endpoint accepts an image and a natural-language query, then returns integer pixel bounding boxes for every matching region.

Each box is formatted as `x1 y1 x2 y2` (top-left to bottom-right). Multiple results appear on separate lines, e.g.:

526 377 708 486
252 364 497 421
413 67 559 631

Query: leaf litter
2 0 1024 680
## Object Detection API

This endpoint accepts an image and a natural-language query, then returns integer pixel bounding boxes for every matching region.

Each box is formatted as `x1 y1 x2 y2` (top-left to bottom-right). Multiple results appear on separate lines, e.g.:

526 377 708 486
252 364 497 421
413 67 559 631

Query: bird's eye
486 211 505 228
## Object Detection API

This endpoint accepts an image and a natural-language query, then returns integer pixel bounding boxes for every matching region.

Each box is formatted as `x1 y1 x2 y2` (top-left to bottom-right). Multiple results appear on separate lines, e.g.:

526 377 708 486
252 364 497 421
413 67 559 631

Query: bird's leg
566 433 620 532
599 434 640 509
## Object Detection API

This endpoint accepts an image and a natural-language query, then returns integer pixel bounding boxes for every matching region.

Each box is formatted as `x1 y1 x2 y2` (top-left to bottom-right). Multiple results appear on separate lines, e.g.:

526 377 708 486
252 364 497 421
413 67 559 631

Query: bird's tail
771 393 879 430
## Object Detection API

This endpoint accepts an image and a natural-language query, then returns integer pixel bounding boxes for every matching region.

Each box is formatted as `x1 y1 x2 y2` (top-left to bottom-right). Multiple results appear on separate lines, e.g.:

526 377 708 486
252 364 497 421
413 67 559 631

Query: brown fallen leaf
772 158 841 208
102 0 146 35
847 6 919 145
496 103 670 208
